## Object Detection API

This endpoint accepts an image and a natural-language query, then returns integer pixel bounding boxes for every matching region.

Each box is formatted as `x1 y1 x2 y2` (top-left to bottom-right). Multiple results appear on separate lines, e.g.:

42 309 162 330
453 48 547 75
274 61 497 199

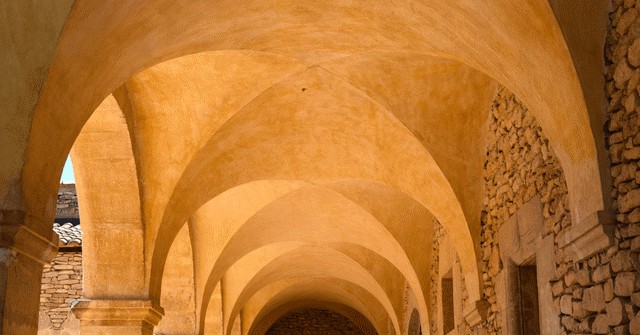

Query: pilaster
0 209 58 335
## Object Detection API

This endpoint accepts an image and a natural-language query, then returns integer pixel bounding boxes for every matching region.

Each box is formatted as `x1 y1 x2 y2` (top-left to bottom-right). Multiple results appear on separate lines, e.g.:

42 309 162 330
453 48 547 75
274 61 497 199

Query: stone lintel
557 210 614 262
463 299 490 328
0 209 58 265
72 299 164 327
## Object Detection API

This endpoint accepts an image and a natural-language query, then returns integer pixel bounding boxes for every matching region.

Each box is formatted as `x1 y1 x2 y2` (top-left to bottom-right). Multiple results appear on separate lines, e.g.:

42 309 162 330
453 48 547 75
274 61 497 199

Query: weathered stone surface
622 223 640 238
616 272 640 296
552 280 565 298
562 315 578 332
612 251 640 272
560 294 573 315
593 314 611 334
576 268 592 287
584 285 607 312
608 297 632 326
615 324 630 335
39 251 83 332
632 236 640 252
619 8 639 35
631 312 640 334
617 60 636 89
565 270 577 287
594 264 613 283
633 291 640 307
620 188 640 213
573 301 591 319
607 278 616 302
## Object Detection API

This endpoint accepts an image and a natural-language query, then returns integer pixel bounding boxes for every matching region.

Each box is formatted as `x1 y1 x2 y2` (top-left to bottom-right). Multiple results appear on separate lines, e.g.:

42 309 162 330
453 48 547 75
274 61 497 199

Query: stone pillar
72 299 164 335
0 209 58 335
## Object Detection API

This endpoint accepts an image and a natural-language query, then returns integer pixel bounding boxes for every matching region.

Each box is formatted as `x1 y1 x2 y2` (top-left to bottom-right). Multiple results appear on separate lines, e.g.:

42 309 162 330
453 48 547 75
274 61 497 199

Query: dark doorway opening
442 270 454 334
517 265 540 335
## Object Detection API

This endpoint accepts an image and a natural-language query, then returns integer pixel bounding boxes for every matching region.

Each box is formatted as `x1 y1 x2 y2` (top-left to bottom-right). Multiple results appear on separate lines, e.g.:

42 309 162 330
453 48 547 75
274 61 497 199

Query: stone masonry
430 222 442 335
606 1 640 333
468 13 640 331
265 308 367 335
39 252 83 333
38 185 83 335
479 87 572 334
56 184 79 219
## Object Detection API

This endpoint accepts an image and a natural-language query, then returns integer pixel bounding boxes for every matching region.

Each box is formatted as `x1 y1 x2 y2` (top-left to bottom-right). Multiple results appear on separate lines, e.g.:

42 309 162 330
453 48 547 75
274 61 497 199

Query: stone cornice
557 210 614 262
72 299 164 327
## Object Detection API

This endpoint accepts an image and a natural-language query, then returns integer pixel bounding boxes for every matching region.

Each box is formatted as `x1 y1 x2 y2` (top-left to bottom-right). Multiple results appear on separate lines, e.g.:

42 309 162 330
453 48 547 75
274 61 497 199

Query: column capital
0 210 58 264
72 299 164 329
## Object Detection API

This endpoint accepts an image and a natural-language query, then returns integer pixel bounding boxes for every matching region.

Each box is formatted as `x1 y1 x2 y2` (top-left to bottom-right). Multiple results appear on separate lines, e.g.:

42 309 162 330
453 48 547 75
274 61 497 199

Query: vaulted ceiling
1 1 606 333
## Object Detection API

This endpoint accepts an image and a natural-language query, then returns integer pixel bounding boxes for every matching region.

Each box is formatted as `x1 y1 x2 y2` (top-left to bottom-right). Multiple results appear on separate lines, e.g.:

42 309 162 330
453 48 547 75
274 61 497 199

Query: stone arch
184 184 432 332
71 94 146 298
243 279 389 335
222 243 420 335
212 244 403 335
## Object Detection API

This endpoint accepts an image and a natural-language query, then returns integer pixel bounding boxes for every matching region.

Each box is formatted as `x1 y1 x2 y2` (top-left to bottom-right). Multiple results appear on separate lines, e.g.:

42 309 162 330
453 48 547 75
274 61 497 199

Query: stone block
633 291 640 307
611 251 640 272
561 315 578 332
593 313 611 334
618 8 639 34
553 280 566 297
607 297 631 326
573 301 591 319
621 188 640 213
632 236 640 252
576 269 592 287
584 285 607 312
622 222 640 237
615 272 640 296
561 294 573 315
614 324 630 335
594 264 613 283
616 60 635 89
607 278 616 302
631 312 640 334
565 270 577 287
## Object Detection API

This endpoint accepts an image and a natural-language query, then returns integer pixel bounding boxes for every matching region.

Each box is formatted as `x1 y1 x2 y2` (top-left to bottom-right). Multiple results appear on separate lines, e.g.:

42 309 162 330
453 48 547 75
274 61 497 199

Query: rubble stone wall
479 87 572 334
38 252 82 335
265 308 368 335
466 18 640 332
602 1 640 333
56 184 78 219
